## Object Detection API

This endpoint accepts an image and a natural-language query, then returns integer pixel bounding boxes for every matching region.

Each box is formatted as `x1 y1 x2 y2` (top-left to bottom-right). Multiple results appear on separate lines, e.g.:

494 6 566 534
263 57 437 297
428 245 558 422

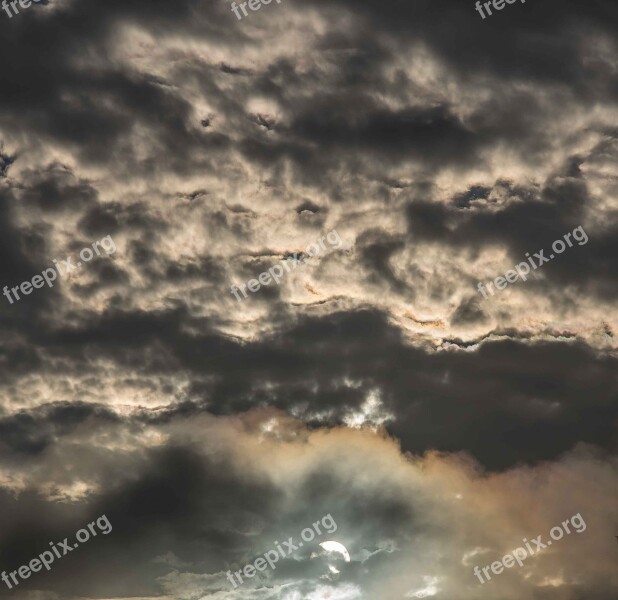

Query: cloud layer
0 0 617 598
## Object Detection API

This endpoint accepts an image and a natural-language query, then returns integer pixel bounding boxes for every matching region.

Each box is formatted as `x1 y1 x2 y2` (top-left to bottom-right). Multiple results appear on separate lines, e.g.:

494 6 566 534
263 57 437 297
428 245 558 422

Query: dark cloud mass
0 0 616 598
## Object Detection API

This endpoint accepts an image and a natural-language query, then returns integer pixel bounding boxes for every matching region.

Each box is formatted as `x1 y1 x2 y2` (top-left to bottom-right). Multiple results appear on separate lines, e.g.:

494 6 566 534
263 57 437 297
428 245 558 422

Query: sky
0 0 617 599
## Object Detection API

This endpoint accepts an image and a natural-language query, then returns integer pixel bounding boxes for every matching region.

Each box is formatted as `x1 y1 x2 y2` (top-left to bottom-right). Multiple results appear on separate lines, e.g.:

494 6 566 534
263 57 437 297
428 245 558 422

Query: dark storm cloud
0 402 119 457
71 261 130 297
287 104 479 166
0 342 42 392
200 309 618 470
0 0 615 185
450 296 488 326
0 164 156 337
357 229 408 293
309 0 618 94
0 417 416 598
407 171 618 299
0 0 234 170
0 0 616 597
0 0 613 493
12 305 616 470
0 421 426 599
0 191 42 289
0 186 62 332
0 443 281 598
225 0 618 181
19 164 99 214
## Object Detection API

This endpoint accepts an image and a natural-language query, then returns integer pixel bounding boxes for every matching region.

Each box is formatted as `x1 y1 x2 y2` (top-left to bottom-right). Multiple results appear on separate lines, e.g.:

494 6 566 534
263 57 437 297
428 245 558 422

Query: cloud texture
0 0 617 598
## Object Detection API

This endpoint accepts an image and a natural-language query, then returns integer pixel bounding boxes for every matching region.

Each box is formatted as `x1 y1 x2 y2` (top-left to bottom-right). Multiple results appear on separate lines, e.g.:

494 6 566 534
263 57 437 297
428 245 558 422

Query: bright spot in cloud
319 541 351 562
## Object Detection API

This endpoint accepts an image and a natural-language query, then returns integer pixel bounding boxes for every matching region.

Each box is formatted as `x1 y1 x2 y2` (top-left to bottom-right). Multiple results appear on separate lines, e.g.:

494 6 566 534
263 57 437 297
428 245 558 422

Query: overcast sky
0 0 617 599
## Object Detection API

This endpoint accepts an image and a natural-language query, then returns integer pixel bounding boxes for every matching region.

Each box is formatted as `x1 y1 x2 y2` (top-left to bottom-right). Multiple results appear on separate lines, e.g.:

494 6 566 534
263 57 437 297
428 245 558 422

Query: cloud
0 0 617 597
